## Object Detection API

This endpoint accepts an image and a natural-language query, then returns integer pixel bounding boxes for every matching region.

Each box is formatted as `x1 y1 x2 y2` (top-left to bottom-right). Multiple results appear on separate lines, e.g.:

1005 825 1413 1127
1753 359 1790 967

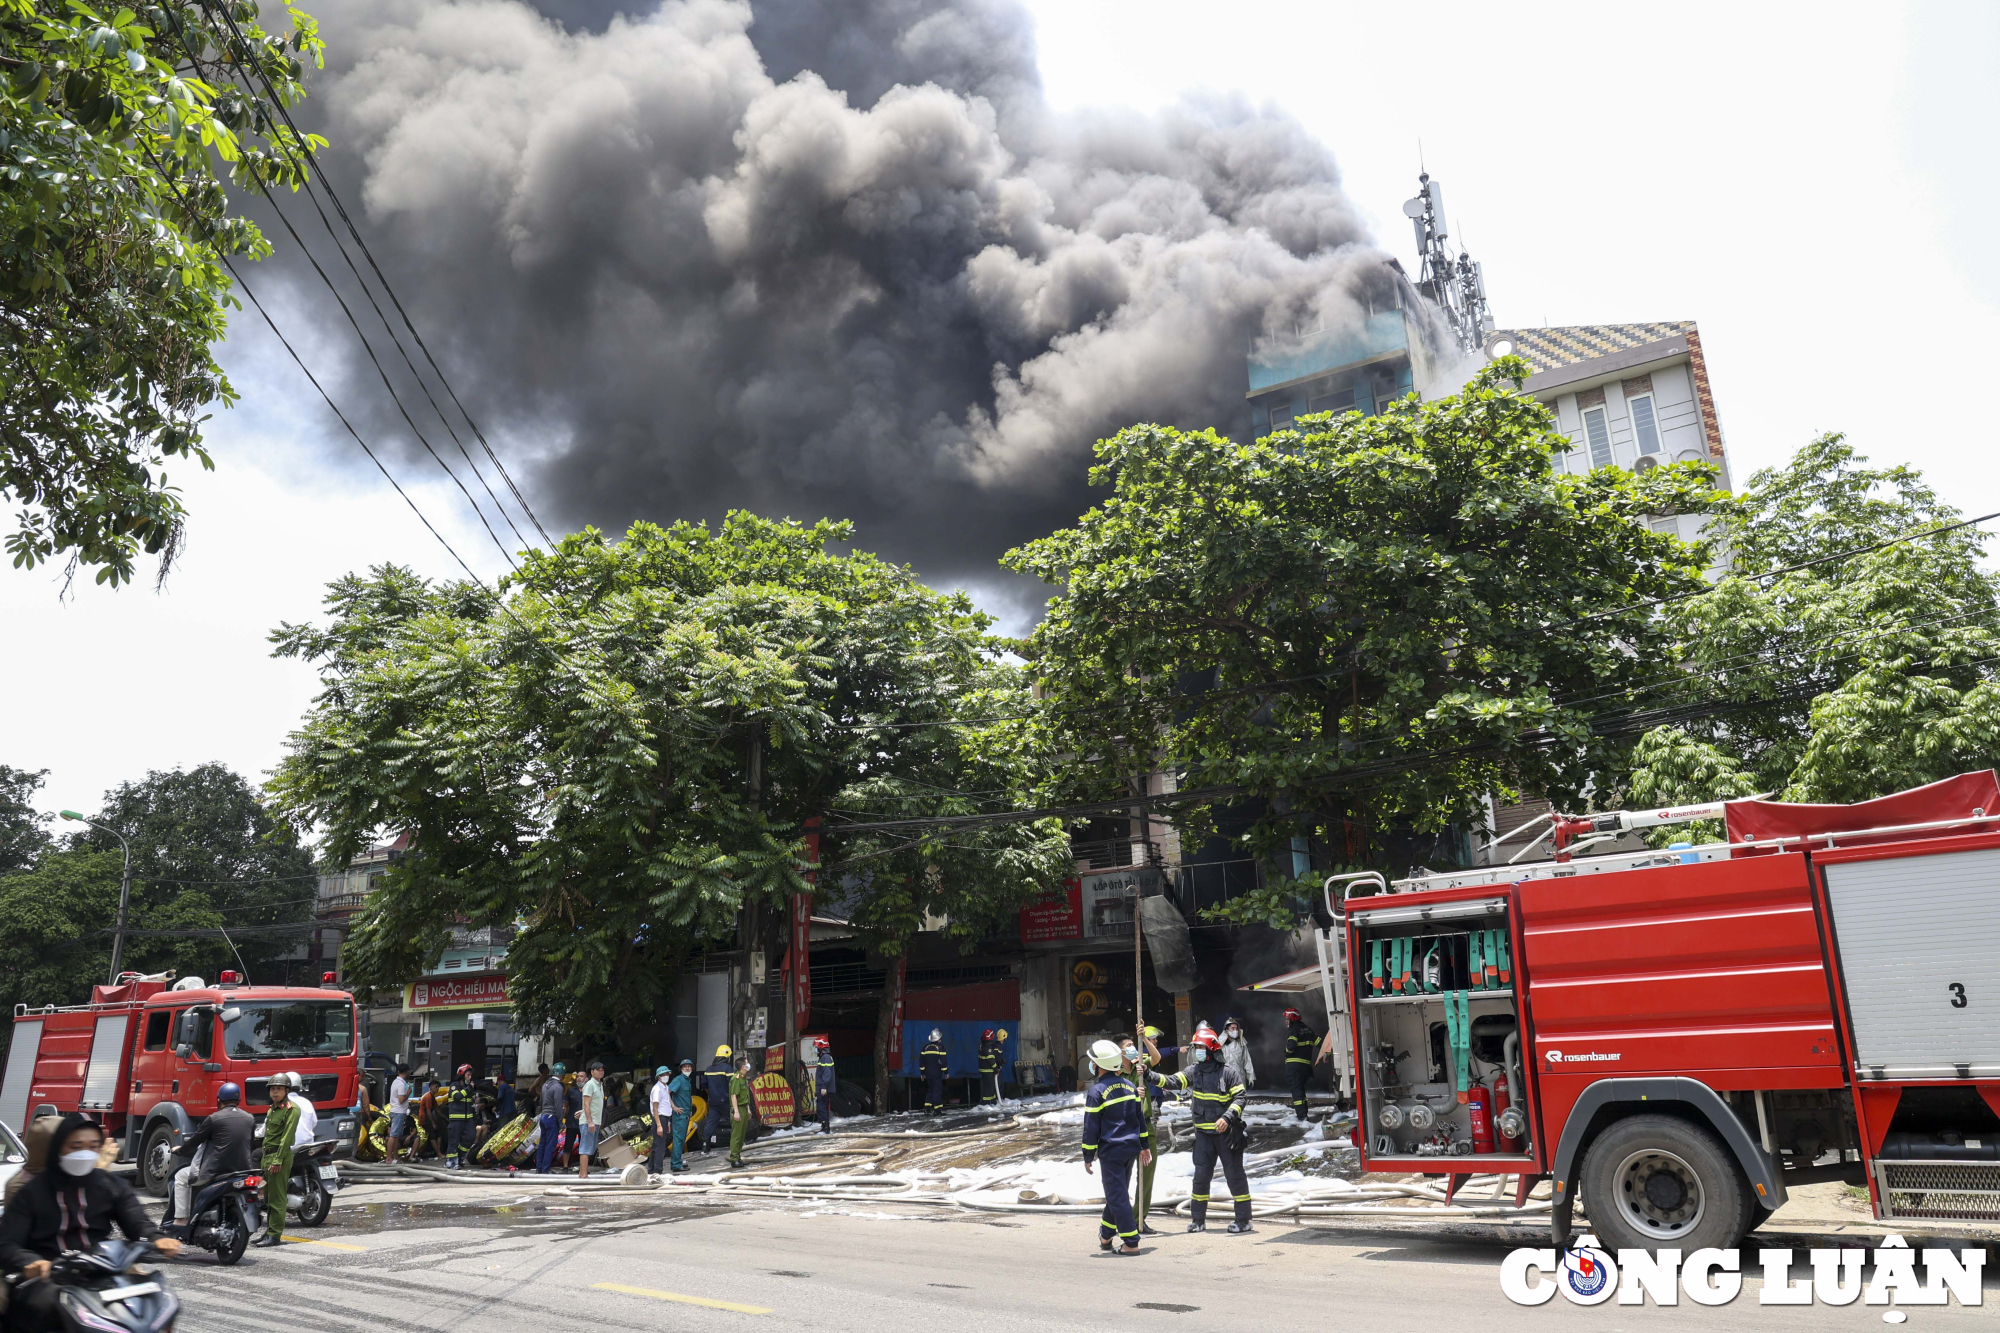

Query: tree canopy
0 0 322 586
268 513 1067 1047
1005 358 1721 924
1629 434 2000 819
0 763 52 874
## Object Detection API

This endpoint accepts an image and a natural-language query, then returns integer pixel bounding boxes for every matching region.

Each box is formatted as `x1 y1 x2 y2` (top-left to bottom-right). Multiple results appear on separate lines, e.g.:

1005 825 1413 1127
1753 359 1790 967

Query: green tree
1005 359 1720 926
70 760 320 979
1630 434 2000 816
0 846 123 1043
0 762 52 873
268 514 1068 1064
0 0 323 586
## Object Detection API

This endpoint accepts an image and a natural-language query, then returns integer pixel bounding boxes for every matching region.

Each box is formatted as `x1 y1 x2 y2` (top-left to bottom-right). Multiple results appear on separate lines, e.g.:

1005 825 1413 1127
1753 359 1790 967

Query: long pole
62 812 133 984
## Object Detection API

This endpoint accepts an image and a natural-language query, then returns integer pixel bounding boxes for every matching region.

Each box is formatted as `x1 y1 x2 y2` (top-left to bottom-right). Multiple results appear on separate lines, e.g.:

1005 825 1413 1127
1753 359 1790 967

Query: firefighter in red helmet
813 1037 837 1134
1283 1008 1319 1122
977 1028 1005 1107
1146 1029 1253 1233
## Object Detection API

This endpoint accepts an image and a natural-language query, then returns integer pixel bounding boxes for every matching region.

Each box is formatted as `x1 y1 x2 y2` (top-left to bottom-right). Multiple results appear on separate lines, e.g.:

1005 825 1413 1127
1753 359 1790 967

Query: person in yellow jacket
255 1072 300 1248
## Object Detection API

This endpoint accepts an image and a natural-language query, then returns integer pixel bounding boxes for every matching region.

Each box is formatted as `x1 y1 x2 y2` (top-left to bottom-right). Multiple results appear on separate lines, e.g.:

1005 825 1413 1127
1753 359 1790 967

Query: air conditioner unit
1634 454 1660 472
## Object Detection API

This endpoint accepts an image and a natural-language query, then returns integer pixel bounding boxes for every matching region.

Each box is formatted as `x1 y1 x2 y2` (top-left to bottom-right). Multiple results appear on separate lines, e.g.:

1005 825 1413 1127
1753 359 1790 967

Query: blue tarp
899 1021 1016 1078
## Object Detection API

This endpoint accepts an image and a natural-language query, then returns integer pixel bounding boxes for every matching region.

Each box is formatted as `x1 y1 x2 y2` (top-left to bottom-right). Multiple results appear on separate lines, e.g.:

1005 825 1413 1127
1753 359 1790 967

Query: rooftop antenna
1402 164 1491 356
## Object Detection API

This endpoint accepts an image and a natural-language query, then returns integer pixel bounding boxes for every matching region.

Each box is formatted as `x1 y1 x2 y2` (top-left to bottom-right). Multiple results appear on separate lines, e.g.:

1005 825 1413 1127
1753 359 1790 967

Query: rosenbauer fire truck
0 970 362 1195
1252 770 2000 1252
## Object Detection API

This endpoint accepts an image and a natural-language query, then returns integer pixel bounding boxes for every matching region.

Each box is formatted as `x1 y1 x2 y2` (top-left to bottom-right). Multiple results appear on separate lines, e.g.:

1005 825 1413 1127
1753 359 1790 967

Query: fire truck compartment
1822 845 2000 1080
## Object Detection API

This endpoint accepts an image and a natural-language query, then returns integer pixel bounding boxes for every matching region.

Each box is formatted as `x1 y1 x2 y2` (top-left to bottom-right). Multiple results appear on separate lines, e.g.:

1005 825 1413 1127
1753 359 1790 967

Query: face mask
58 1149 98 1177
1121 1047 1139 1063
1187 1047 1208 1063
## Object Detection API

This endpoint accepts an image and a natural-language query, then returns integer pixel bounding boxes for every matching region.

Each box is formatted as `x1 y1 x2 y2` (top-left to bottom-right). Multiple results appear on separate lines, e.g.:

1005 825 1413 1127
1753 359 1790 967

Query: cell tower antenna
1402 166 1492 356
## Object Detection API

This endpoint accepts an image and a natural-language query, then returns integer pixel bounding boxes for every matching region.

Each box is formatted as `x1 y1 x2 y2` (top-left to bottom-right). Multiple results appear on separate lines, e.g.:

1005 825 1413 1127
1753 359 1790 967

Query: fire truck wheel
1580 1114 1749 1253
138 1122 177 1198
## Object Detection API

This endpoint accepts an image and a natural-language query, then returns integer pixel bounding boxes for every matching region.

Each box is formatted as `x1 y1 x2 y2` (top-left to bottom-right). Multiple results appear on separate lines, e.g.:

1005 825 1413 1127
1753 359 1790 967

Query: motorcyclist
284 1069 318 1151
255 1073 300 1248
162 1081 255 1237
0 1114 179 1329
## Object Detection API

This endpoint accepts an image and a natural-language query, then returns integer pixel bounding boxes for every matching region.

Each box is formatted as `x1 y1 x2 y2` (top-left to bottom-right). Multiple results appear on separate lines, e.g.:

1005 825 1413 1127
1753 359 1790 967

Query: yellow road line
280 1237 368 1252
592 1282 771 1315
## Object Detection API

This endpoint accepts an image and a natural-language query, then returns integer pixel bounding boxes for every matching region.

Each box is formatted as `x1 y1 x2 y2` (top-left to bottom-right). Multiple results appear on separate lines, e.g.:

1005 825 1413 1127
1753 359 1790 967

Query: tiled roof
1493 322 1693 377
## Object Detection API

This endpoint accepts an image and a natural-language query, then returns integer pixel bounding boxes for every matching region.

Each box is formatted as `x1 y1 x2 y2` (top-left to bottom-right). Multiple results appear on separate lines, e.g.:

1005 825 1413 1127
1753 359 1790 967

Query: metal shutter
1824 847 2000 1077
0 1020 43 1132
80 1014 129 1110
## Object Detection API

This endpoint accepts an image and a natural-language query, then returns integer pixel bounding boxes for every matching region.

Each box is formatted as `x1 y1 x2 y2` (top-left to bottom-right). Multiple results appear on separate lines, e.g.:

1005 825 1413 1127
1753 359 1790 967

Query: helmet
680 1057 694 1069
1284 1008 1302 1023
1222 1015 1242 1028
1142 1026 1162 1040
929 1029 942 1042
286 1070 304 1093
715 1045 732 1059
216 1082 242 1105
656 1065 672 1077
814 1036 831 1050
457 1064 473 1078
1088 1039 1125 1073
981 1029 995 1041
1192 1031 1223 1054
552 1063 567 1075
266 1072 290 1093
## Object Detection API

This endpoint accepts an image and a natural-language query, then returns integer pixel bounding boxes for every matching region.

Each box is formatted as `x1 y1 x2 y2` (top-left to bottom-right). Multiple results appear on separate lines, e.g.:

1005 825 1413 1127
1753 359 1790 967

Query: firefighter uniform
1151 1059 1251 1230
1081 1069 1151 1250
1284 1017 1319 1121
444 1077 477 1167
918 1038 950 1113
977 1034 1004 1105
814 1054 836 1133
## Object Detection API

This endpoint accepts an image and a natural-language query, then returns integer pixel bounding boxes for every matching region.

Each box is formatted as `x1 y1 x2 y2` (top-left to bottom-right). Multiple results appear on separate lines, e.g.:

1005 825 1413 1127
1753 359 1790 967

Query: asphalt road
159 1188 1996 1332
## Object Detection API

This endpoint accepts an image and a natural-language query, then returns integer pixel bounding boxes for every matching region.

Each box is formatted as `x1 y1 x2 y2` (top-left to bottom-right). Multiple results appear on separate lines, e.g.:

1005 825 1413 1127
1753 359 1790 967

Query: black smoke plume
256 0 1386 589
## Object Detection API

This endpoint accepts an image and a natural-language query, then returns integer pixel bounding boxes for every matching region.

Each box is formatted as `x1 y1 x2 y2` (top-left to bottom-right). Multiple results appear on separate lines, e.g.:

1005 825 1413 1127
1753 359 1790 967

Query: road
161 1186 1995 1331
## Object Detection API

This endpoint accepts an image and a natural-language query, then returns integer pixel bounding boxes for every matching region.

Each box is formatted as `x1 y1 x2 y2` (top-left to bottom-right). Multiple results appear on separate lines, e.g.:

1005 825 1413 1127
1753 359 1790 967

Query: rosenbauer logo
1542 1049 1620 1065
1500 1235 1985 1311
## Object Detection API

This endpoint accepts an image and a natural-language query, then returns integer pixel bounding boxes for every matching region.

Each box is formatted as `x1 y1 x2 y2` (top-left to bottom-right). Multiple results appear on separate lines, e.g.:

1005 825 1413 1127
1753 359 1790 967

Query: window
1629 393 1661 456
1648 516 1680 536
223 1001 356 1060
142 1010 172 1052
1308 388 1355 415
1582 406 1613 469
1269 403 1295 431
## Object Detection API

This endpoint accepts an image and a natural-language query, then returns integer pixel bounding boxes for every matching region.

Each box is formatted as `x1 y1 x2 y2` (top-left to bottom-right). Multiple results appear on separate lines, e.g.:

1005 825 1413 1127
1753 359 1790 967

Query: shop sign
1019 878 1083 942
1082 867 1159 940
404 972 509 1013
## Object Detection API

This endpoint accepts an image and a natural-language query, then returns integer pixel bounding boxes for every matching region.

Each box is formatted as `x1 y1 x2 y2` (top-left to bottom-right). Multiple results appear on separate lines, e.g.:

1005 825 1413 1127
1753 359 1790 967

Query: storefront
397 948 520 1079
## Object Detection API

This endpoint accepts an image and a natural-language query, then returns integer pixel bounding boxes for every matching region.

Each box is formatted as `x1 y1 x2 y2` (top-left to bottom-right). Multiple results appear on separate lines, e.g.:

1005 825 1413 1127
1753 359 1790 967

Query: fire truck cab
1280 771 2000 1251
2 971 362 1195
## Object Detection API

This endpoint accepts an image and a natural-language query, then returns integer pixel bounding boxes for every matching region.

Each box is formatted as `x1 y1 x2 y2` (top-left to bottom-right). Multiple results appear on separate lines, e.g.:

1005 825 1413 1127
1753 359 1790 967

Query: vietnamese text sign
1019 878 1083 942
404 973 509 1013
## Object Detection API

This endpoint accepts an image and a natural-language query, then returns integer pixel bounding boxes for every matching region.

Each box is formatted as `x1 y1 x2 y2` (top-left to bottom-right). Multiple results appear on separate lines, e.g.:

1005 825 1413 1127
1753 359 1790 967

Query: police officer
918 1029 949 1114
1080 1039 1150 1254
1148 1030 1252 1233
813 1037 836 1134
444 1064 476 1168
1129 1030 1169 1234
702 1045 734 1151
1283 1007 1318 1122
255 1073 299 1247
977 1029 1004 1106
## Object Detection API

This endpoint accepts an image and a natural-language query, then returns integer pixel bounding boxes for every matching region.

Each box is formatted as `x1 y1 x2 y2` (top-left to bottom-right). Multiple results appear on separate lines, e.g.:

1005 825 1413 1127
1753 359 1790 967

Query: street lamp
60 811 134 985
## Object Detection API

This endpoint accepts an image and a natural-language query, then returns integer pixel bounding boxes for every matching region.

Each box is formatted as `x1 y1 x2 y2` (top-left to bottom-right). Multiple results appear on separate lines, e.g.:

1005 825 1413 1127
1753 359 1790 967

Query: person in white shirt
647 1066 676 1176
578 1060 606 1180
285 1070 318 1149
385 1063 412 1164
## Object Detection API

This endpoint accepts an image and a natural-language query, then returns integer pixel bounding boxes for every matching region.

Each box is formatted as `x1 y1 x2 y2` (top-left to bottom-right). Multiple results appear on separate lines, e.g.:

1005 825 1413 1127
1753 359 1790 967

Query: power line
189 0 553 551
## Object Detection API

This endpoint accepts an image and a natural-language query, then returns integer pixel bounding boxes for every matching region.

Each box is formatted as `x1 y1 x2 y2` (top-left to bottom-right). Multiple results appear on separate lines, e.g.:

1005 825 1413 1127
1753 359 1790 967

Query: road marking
280 1237 367 1251
592 1282 771 1314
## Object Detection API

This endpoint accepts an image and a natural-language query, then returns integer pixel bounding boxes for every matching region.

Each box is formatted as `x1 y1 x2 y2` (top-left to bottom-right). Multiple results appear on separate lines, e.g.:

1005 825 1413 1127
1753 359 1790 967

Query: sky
4 0 1996 823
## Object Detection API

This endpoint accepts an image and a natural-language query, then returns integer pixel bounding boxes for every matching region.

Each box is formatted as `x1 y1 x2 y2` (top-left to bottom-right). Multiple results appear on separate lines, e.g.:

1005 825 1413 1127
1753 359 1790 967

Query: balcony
1070 838 1162 871
1249 308 1413 395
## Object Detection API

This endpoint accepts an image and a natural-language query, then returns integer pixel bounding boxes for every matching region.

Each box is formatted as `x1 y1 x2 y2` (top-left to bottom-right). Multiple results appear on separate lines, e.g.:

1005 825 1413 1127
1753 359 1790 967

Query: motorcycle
287 1144 339 1227
4 1238 178 1332
174 1170 263 1266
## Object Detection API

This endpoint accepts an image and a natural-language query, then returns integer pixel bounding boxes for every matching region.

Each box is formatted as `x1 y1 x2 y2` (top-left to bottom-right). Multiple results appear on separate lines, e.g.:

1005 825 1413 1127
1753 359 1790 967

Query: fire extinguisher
1467 1082 1495 1155
1492 1070 1520 1151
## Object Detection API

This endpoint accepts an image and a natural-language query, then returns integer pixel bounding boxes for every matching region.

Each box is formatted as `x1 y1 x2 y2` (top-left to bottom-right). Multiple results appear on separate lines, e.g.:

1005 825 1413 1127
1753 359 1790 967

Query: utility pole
62 811 132 984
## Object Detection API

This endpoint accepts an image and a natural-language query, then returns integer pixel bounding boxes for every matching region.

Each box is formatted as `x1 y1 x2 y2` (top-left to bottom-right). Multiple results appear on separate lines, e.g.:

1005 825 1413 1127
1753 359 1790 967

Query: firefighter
813 1037 837 1134
977 1028 1004 1106
1148 1029 1252 1233
1080 1039 1150 1254
918 1029 949 1114
444 1064 477 1168
255 1072 300 1247
1283 1007 1318 1122
700 1046 734 1152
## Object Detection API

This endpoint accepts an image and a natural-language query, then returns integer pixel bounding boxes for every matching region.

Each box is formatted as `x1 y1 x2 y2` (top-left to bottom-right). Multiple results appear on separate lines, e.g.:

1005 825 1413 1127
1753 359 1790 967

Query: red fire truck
1 970 363 1195
1256 770 2000 1251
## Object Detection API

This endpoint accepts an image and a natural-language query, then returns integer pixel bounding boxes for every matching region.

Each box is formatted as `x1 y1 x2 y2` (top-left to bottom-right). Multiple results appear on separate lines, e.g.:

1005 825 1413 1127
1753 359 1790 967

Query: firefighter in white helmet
1081 1039 1151 1254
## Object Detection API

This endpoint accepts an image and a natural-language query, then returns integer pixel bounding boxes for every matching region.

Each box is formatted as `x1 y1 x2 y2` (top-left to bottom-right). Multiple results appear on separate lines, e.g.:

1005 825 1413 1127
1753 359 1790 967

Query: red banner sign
884 954 909 1067
794 821 818 1033
404 972 509 1012
1019 878 1083 942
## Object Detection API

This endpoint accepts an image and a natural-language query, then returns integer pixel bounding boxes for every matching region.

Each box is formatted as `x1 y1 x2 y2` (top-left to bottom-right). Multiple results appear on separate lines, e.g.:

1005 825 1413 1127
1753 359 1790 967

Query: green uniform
261 1100 300 1240
727 1072 750 1166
